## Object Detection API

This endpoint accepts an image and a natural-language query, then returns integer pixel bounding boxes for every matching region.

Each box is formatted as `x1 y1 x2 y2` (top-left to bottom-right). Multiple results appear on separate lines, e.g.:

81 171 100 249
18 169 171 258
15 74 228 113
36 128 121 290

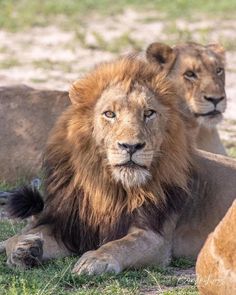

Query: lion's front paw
72 250 121 275
7 234 43 269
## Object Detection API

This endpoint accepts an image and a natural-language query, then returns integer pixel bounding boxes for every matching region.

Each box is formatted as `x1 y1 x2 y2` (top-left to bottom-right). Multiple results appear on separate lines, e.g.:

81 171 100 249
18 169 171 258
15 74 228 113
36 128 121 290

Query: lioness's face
171 48 226 127
93 85 167 187
146 43 227 128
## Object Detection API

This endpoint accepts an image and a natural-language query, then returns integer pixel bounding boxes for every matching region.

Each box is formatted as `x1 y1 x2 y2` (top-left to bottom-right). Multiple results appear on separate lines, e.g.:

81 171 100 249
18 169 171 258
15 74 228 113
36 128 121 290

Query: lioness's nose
204 95 225 107
118 142 146 155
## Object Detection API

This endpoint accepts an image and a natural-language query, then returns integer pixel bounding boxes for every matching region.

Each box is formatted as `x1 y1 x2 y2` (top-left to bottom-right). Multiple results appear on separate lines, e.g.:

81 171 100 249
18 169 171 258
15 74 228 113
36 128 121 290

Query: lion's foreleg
72 227 172 275
5 225 70 269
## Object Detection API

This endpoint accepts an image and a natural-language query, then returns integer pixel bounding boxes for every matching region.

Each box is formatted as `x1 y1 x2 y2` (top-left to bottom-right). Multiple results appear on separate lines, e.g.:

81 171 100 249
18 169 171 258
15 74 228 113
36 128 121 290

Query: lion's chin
112 166 151 188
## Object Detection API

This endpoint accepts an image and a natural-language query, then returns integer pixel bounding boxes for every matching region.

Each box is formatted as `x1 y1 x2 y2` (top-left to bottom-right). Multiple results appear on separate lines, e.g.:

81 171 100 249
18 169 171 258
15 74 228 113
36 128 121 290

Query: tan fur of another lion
146 42 227 155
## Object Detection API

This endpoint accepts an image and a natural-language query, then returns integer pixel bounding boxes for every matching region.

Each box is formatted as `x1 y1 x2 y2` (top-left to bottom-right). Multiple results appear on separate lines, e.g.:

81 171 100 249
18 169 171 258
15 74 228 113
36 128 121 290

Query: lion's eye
144 109 156 119
103 111 116 119
216 67 223 75
184 70 197 80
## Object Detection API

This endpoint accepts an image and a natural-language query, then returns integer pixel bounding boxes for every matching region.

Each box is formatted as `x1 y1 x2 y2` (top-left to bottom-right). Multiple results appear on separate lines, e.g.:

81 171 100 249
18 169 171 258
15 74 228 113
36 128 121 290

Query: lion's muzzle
117 142 146 156
109 141 153 187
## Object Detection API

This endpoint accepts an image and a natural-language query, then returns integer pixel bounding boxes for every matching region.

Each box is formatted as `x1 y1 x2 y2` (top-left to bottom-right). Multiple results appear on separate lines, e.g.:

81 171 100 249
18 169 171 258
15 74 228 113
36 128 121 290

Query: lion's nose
204 95 225 107
118 142 146 155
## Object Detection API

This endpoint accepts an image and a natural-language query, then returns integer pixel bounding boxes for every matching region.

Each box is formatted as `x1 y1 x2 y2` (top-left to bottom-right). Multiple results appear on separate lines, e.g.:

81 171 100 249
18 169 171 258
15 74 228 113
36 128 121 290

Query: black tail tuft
7 186 44 219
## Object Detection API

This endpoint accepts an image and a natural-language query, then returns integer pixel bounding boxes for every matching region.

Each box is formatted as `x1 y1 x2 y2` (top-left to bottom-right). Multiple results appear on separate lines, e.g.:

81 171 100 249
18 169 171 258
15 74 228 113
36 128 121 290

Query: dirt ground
0 10 235 146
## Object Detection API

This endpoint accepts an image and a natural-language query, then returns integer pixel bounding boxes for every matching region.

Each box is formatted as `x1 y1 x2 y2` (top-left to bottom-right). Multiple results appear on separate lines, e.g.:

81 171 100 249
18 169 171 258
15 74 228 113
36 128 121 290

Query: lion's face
69 58 189 192
93 84 167 187
146 43 226 128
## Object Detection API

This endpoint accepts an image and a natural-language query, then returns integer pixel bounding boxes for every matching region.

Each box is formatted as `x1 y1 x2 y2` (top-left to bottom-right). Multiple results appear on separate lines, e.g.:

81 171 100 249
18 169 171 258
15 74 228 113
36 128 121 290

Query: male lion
2 57 236 275
146 42 227 155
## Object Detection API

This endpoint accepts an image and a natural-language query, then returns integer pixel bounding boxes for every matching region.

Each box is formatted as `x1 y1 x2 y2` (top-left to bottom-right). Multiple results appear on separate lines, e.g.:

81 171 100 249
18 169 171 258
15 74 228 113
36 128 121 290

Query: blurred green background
0 0 236 30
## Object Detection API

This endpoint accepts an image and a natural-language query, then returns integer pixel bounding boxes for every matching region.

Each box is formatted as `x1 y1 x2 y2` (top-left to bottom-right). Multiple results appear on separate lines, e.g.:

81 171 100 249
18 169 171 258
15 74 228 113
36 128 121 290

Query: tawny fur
38 58 192 253
146 42 227 155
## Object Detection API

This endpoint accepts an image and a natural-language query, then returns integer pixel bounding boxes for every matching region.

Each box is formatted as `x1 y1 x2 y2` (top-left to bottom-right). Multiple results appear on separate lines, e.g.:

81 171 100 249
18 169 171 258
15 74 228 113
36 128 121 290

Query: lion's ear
146 42 176 72
69 82 81 105
207 43 225 61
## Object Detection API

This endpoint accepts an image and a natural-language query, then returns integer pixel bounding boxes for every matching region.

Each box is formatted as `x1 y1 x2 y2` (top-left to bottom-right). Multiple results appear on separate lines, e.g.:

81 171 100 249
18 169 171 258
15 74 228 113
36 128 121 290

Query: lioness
0 85 70 182
2 57 236 275
196 200 236 294
146 42 227 155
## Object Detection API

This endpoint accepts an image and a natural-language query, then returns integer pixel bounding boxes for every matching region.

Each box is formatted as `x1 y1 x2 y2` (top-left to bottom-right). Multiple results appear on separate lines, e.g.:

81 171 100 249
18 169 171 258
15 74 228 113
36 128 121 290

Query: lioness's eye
144 109 156 118
216 67 223 75
103 111 116 119
184 70 197 79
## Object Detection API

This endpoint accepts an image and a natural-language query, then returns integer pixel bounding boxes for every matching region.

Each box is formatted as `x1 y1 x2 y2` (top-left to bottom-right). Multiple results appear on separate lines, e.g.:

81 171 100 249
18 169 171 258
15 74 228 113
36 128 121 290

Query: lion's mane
36 58 193 254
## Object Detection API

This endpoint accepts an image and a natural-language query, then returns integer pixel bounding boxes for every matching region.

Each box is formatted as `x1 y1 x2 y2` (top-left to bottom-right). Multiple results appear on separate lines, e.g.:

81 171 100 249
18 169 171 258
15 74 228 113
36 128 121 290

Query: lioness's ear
146 42 176 72
207 43 225 60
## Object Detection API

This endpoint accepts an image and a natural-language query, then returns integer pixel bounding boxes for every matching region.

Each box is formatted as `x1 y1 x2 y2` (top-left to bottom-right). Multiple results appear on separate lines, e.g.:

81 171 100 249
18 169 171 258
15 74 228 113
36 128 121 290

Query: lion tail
7 186 44 219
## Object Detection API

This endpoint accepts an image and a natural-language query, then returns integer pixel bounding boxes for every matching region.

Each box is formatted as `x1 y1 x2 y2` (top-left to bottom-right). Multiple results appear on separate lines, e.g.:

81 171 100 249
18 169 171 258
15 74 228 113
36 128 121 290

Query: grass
171 258 195 269
0 177 33 191
0 220 197 295
0 0 236 31
228 146 236 158
0 58 21 69
163 22 213 45
32 59 73 72
91 31 142 52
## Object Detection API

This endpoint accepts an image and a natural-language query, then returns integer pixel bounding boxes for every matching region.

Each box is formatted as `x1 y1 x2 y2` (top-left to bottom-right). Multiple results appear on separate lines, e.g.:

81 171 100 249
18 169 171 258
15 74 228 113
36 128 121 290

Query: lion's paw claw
72 250 121 276
7 234 43 269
